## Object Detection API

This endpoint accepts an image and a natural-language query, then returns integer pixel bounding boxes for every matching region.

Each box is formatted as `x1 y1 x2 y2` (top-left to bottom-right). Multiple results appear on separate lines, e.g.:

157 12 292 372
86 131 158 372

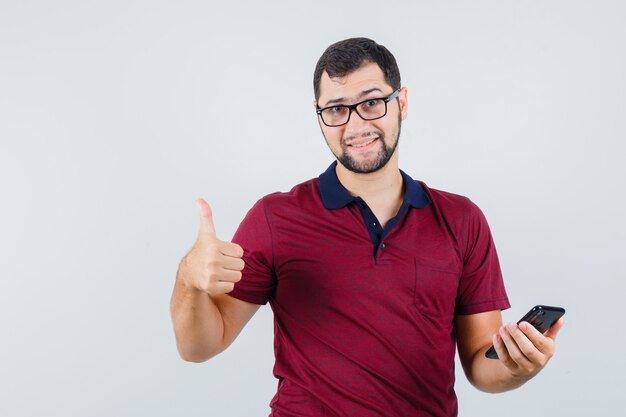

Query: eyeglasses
316 89 400 127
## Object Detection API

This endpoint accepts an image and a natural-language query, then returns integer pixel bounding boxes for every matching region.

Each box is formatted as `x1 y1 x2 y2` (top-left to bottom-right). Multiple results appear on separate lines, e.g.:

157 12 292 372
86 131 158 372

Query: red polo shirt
229 162 510 417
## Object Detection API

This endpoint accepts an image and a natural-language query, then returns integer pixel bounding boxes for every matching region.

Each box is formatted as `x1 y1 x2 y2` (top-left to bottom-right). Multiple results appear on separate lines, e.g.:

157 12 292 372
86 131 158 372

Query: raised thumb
196 198 217 237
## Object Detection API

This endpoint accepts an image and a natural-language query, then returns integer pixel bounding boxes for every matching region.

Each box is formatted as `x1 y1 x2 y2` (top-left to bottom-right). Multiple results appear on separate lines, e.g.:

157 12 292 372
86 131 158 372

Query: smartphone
485 305 565 359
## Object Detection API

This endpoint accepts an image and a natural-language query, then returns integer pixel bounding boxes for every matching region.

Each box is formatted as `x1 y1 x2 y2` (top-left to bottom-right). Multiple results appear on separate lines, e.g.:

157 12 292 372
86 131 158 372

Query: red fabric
229 178 509 417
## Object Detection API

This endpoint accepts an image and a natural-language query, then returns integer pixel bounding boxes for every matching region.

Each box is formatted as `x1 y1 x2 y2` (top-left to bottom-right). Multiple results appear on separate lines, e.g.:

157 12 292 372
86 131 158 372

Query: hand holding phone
485 305 565 359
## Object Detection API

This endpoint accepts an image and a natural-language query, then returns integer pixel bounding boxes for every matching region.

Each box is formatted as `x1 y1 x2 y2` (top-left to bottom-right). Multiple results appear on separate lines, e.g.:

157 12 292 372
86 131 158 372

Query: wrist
177 256 202 294
507 367 535 387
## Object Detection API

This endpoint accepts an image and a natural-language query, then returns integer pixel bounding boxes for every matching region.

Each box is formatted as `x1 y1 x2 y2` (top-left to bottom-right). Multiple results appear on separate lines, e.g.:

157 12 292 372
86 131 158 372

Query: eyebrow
322 87 385 107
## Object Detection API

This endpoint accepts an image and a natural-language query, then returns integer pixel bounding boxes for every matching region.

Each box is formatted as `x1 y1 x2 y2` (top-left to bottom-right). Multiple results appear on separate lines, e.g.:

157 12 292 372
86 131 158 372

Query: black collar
318 161 431 210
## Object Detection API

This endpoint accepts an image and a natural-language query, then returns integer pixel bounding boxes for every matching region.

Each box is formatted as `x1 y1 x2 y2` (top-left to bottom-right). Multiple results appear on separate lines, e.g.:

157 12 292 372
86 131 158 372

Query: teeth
351 138 377 148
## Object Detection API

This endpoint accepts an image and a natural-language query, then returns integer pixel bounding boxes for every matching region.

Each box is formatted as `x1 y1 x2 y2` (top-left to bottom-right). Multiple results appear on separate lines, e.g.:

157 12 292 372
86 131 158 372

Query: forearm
170 262 225 362
457 313 562 393
465 348 532 393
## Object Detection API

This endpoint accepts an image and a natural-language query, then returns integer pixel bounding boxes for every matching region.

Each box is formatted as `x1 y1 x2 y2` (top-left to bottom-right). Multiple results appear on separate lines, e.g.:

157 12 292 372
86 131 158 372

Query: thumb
196 198 217 238
544 317 565 341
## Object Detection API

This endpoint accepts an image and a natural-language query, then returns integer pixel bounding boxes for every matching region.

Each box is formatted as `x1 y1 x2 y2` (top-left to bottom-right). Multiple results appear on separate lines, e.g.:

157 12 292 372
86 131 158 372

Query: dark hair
313 37 401 101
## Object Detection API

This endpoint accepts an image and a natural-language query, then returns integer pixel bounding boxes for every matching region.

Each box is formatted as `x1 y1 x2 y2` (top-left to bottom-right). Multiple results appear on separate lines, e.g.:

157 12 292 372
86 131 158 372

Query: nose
344 107 369 134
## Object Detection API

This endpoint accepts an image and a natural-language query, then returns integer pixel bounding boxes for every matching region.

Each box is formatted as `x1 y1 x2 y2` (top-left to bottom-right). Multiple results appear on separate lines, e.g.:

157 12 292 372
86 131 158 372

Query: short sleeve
228 198 276 305
455 200 510 315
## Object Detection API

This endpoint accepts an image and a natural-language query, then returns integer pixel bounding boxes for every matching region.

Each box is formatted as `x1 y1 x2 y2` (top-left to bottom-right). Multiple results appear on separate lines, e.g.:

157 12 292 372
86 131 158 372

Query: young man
170 38 563 417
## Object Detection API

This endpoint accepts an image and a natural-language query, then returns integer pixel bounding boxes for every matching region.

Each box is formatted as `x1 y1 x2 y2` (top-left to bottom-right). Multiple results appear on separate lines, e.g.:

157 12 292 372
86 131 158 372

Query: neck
335 153 404 207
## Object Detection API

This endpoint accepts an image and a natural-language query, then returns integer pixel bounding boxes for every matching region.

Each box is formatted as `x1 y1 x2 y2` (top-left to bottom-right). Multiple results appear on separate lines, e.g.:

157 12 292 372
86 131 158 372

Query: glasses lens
356 99 386 120
321 106 349 126
319 97 389 126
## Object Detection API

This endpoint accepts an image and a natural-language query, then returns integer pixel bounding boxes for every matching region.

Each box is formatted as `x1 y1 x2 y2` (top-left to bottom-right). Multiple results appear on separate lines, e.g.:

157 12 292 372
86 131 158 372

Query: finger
221 256 245 272
544 318 565 340
500 323 532 367
196 198 217 238
508 322 544 362
218 241 244 258
518 321 551 355
216 269 242 284
492 333 513 365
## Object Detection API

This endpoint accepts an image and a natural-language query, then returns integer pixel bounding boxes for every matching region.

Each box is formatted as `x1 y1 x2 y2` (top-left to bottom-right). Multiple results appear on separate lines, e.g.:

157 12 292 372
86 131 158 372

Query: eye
364 99 381 107
328 106 347 114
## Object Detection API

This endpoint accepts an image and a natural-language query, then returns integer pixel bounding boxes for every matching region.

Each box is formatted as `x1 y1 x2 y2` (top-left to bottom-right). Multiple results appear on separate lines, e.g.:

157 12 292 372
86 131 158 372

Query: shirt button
381 243 386 249
370 222 377 227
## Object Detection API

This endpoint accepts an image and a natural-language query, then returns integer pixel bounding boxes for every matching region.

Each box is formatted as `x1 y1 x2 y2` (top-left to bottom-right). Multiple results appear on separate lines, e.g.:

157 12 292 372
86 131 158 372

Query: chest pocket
413 258 460 318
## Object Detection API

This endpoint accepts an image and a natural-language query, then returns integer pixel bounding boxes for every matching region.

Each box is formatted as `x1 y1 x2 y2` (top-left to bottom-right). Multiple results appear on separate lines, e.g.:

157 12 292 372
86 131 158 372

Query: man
170 38 563 417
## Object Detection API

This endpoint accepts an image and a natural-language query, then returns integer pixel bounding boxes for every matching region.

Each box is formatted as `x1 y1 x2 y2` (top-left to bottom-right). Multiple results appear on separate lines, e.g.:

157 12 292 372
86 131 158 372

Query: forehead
318 62 391 105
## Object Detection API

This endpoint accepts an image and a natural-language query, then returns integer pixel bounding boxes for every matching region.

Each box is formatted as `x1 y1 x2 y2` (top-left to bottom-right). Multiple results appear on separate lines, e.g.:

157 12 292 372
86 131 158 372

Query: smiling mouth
348 137 378 148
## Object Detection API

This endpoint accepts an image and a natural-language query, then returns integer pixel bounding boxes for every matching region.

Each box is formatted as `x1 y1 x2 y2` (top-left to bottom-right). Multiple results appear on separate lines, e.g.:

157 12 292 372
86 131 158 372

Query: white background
1 1 624 416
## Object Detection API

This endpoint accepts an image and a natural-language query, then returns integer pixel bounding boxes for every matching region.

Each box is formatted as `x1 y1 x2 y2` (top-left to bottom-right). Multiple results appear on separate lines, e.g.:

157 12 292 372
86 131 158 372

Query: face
315 62 408 174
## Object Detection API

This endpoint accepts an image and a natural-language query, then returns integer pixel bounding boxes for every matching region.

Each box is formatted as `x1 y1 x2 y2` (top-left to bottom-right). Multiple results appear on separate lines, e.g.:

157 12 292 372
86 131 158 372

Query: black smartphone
485 305 565 359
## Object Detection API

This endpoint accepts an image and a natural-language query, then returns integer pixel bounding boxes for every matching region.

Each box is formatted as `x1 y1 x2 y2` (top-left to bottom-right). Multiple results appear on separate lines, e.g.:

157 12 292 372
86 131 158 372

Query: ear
398 87 408 120
313 99 324 128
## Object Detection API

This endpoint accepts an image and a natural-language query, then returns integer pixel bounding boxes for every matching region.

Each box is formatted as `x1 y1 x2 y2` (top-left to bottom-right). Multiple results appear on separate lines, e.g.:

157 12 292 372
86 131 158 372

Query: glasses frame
316 89 400 127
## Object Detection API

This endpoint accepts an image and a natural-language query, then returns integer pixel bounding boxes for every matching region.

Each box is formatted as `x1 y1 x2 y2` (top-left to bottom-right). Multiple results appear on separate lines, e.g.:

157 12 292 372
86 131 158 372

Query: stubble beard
326 117 402 174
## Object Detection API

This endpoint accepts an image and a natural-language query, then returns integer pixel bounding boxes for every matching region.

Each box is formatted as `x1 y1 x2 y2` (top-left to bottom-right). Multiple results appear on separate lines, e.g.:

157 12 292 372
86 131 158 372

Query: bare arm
170 199 260 362
455 310 564 393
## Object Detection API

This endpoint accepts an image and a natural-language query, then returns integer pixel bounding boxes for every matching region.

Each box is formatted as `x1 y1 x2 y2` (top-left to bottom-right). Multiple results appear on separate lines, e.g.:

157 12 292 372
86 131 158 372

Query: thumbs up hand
179 198 245 295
